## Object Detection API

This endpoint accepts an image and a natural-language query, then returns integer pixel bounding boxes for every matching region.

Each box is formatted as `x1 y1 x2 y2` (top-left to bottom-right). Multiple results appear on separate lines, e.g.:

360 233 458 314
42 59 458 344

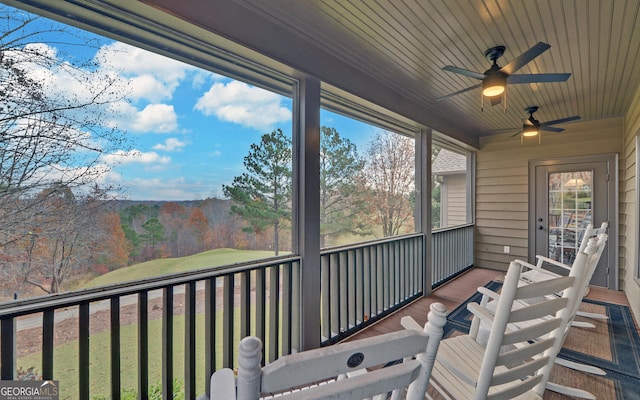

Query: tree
186 207 210 253
0 10 130 249
223 129 292 255
364 131 415 237
319 126 369 247
139 218 165 259
2 185 111 295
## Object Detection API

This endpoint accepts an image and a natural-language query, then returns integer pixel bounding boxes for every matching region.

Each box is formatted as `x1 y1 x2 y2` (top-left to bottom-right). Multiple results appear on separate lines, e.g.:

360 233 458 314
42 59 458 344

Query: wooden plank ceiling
236 0 640 139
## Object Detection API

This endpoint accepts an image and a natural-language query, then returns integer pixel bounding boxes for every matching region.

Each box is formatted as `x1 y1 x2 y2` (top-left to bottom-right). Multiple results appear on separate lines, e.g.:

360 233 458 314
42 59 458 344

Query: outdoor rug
444 281 640 399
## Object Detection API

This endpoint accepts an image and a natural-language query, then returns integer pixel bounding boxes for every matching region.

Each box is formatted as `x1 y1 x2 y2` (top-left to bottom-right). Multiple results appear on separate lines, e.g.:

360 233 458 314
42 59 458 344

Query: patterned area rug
444 281 640 400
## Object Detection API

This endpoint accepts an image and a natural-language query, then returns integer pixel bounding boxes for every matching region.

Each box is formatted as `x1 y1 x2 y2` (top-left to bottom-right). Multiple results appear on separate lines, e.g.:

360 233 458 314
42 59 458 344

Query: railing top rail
432 223 474 234
0 254 301 318
320 232 424 255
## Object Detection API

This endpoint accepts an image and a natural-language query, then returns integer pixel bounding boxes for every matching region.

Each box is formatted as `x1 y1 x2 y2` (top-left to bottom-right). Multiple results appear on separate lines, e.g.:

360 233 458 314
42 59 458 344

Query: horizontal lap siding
475 118 623 272
622 84 640 321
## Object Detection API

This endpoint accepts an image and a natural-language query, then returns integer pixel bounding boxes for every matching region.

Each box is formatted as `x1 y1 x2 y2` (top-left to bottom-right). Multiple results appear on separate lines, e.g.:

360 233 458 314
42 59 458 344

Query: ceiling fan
494 106 580 145
436 42 571 109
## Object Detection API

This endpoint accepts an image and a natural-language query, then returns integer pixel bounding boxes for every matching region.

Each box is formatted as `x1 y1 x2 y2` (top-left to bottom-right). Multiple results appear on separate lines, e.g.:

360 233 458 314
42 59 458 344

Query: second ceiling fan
436 42 571 108
498 106 581 145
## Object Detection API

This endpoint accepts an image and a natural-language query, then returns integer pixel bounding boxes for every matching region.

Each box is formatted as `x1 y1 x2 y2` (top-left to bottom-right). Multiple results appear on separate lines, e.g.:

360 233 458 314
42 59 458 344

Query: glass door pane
548 171 593 264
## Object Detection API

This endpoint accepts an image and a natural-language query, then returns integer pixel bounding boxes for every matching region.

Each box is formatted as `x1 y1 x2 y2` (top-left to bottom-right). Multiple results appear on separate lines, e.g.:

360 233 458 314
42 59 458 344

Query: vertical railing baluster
330 253 340 335
291 261 301 352
162 287 174 400
355 248 363 325
184 282 196 399
282 262 292 355
255 268 266 362
339 251 348 331
110 297 121 400
376 244 383 315
204 278 216 396
240 271 250 339
320 254 330 341
347 250 356 329
1 317 15 379
79 302 90 399
363 248 371 322
268 265 279 363
138 291 149 399
42 310 54 379
222 275 234 368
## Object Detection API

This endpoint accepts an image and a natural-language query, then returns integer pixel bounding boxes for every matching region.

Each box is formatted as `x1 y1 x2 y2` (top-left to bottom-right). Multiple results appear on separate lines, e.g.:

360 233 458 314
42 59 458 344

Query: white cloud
95 42 196 102
100 150 171 166
194 81 291 130
131 104 178 133
153 138 188 152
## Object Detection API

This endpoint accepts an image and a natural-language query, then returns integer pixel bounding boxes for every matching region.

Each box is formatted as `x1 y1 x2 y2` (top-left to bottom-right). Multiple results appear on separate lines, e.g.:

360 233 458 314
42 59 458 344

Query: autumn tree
223 129 292 255
319 126 369 247
186 207 210 253
91 212 129 271
0 6 131 297
159 202 188 257
364 131 415 237
1 185 112 295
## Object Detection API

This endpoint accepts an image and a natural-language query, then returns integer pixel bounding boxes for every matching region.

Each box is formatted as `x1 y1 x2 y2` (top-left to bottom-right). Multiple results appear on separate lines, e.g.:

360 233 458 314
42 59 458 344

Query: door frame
528 153 619 289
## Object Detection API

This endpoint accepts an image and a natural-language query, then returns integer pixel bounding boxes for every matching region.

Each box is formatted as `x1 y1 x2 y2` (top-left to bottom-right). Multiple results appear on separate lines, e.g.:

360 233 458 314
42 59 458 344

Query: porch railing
0 256 301 400
320 233 424 344
0 226 473 399
432 223 475 286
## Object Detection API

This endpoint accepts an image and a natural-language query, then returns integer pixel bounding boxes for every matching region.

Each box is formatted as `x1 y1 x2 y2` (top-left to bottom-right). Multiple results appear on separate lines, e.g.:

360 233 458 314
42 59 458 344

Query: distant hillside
83 248 279 288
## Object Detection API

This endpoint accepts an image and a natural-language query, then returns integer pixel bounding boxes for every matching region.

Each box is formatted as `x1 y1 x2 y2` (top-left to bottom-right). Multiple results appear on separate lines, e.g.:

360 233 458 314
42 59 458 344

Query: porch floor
346 267 640 399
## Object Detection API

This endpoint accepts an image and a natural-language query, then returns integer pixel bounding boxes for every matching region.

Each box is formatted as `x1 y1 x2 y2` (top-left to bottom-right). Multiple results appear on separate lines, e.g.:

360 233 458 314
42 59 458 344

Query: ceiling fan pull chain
503 90 507 113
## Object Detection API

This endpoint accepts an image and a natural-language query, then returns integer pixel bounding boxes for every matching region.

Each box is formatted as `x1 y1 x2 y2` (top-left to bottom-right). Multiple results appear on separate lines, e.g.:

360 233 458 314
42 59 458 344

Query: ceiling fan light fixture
522 124 539 137
482 74 506 97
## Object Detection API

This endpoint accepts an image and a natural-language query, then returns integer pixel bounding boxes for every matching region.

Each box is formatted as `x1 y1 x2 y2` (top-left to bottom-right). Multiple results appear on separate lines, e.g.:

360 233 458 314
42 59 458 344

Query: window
0 4 294 301
318 108 417 248
432 143 472 229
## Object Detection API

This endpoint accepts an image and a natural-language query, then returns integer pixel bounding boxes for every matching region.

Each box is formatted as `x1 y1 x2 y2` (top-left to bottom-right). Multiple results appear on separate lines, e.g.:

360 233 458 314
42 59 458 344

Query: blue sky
13 5 379 201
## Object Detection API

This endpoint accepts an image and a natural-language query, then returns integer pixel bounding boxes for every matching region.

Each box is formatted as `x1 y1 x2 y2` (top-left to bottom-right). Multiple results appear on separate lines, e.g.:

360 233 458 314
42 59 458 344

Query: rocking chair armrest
477 286 500 302
534 255 572 271
210 368 237 400
467 302 495 325
512 259 559 275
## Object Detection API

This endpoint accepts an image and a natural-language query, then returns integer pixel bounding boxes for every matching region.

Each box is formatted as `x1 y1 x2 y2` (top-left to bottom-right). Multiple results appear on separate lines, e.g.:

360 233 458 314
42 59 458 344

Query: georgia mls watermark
0 381 58 400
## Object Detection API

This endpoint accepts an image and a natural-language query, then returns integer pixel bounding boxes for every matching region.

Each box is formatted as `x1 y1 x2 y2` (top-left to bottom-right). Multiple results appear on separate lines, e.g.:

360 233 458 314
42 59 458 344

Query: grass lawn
84 248 279 288
18 311 255 399
18 248 284 399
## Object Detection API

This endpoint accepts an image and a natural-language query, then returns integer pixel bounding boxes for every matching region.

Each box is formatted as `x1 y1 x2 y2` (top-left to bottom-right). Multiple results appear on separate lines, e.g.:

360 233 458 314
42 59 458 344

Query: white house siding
622 83 640 321
476 118 623 274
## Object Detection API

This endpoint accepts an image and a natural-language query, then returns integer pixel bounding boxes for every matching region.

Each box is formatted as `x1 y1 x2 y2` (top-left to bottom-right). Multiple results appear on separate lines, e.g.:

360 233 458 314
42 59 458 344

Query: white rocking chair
408 260 578 400
518 222 609 326
201 302 448 400
503 226 609 399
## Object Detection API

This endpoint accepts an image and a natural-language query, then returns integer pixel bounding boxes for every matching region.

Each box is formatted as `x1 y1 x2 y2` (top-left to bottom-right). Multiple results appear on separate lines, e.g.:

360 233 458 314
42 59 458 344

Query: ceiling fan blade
435 83 482 101
507 73 571 83
541 126 564 133
500 42 551 75
540 115 581 126
442 65 485 80
510 130 523 138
